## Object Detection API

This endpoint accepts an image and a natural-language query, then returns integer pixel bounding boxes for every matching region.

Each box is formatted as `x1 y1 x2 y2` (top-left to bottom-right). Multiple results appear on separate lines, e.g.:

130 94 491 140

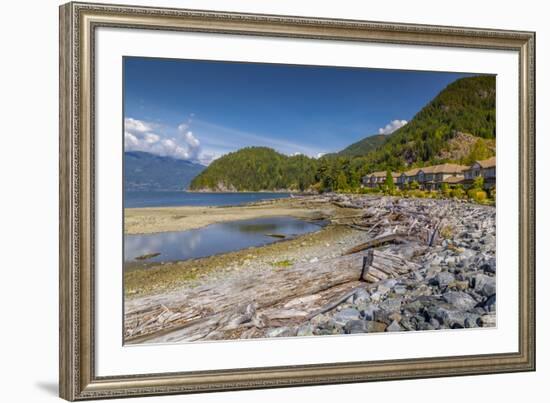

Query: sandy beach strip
124 197 339 235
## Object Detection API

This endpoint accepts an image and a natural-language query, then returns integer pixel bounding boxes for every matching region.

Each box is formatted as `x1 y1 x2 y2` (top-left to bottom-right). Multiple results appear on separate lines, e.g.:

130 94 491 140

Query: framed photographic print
59 2 535 400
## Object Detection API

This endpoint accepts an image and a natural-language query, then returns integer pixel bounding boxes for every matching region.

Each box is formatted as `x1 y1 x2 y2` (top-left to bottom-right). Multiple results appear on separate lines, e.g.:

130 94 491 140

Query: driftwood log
343 233 409 255
125 249 419 344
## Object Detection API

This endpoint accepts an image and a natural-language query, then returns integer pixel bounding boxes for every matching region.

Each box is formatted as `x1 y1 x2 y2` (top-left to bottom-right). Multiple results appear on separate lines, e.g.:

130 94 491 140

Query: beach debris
134 252 161 261
125 194 496 342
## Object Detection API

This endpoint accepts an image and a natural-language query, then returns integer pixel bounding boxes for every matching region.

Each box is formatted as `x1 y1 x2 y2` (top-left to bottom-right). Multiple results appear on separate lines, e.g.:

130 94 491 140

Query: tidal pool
124 216 326 263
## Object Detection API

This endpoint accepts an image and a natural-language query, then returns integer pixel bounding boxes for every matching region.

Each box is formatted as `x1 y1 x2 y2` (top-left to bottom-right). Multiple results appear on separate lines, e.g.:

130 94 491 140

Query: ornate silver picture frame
59 2 535 400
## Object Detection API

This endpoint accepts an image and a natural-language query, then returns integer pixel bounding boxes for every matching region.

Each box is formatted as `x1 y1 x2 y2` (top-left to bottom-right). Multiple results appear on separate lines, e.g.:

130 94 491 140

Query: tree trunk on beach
125 249 419 343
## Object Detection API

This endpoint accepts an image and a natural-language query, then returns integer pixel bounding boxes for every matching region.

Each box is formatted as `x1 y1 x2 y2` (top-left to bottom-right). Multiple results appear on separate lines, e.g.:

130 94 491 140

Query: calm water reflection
124 216 326 263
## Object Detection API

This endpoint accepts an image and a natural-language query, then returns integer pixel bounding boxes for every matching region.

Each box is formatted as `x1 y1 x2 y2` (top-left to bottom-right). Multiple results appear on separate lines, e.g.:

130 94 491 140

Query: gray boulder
379 297 403 313
365 321 387 333
386 320 403 332
360 303 379 321
480 294 496 312
353 289 371 305
266 327 296 338
333 308 361 326
432 271 455 288
296 324 315 337
443 291 478 311
480 258 496 274
480 277 496 297
464 315 480 328
473 273 495 295
434 306 469 328
344 320 369 334
315 320 344 335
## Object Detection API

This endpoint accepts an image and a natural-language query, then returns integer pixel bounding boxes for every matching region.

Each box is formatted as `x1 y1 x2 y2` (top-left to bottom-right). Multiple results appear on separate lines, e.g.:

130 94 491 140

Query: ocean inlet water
124 191 292 208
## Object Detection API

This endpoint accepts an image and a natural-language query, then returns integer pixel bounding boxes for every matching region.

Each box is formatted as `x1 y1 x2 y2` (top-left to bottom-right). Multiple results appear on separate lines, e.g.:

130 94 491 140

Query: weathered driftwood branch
343 233 409 255
305 287 362 321
361 250 420 283
359 249 374 280
428 225 439 246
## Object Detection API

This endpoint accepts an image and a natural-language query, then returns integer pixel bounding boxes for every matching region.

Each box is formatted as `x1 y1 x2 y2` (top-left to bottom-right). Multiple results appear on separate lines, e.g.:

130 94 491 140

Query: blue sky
124 57 471 165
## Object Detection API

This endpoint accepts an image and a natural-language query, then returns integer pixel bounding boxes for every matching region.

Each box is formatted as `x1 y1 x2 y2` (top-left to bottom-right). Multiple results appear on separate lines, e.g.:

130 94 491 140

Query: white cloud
197 152 221 166
124 117 204 162
378 119 408 135
125 117 154 133
178 125 201 160
315 152 326 159
182 130 200 149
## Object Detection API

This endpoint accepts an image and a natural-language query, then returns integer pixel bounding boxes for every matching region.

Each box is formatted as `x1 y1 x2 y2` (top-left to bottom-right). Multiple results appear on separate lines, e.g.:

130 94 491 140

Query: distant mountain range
124 151 205 191
190 75 496 192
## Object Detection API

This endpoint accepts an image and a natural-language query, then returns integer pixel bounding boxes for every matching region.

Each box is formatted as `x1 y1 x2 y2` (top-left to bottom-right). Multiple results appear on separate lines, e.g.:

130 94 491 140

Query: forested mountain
125 151 205 191
188 75 496 192
325 134 387 158
189 147 318 192
364 75 496 170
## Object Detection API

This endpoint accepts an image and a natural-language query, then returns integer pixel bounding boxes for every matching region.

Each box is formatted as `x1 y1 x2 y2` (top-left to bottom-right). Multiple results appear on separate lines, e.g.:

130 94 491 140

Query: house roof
475 156 496 169
402 168 421 176
419 163 469 174
370 171 387 178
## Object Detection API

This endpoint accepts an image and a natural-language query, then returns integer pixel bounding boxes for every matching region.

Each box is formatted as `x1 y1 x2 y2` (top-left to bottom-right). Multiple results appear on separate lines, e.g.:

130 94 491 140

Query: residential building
417 163 468 190
463 156 496 189
362 171 390 188
362 158 495 192
397 168 420 188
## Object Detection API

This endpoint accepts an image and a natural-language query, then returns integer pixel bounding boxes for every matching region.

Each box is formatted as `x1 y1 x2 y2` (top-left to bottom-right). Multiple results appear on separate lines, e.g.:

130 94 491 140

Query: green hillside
189 147 318 192
325 134 387 158
365 75 496 170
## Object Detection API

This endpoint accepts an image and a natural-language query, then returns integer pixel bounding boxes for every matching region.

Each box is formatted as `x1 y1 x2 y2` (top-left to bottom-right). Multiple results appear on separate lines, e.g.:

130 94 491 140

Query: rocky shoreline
124 194 496 343
292 194 497 336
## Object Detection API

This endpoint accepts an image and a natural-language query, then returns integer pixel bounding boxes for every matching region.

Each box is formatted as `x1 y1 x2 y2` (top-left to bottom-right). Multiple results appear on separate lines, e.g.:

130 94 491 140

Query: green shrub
407 189 428 198
472 175 484 190
440 183 451 197
384 170 395 192
392 189 403 197
271 259 294 268
451 187 466 199
359 187 380 194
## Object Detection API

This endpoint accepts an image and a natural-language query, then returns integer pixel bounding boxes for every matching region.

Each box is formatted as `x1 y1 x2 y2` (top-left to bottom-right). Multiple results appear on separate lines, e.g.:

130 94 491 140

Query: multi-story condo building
463 156 496 189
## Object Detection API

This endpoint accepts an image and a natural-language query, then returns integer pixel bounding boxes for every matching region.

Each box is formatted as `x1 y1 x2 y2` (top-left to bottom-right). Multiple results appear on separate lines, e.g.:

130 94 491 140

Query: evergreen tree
384 169 395 193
